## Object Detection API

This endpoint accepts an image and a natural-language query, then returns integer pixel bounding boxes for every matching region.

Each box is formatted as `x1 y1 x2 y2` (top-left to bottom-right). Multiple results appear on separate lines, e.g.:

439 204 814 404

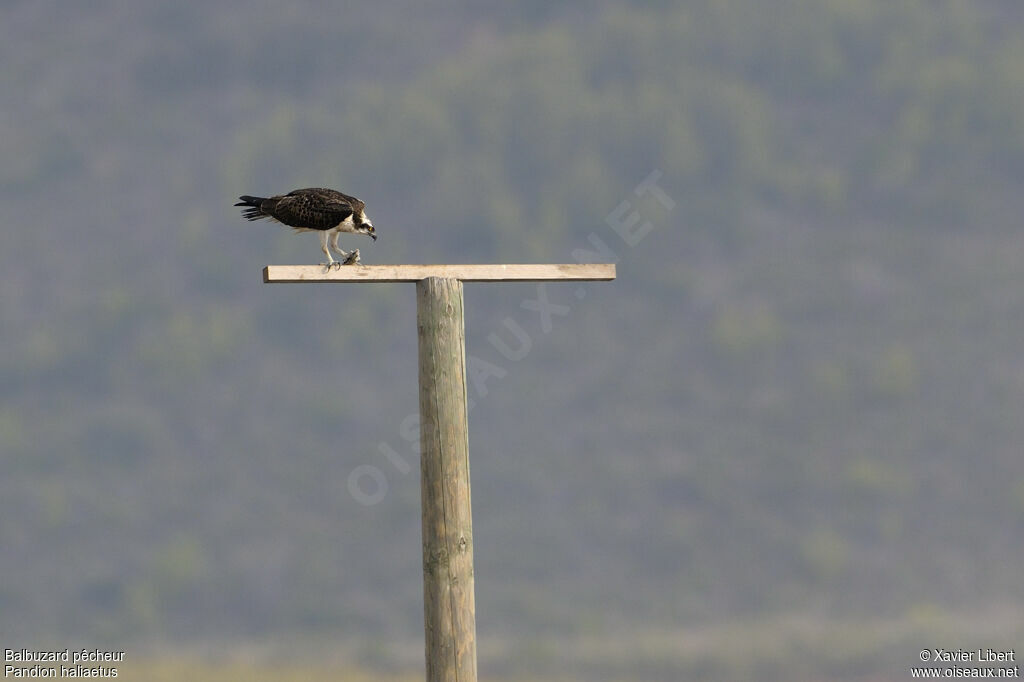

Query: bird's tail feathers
235 195 271 221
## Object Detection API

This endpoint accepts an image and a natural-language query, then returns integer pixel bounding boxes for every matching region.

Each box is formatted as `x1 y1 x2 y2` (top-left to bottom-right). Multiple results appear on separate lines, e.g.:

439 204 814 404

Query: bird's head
357 211 377 241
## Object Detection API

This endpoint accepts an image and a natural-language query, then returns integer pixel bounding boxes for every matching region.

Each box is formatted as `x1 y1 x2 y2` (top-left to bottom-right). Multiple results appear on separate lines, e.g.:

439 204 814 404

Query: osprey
235 187 376 266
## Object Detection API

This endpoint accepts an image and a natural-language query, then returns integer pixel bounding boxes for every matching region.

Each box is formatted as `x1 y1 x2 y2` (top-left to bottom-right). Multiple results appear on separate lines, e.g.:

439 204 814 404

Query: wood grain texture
416 277 477 682
264 263 615 283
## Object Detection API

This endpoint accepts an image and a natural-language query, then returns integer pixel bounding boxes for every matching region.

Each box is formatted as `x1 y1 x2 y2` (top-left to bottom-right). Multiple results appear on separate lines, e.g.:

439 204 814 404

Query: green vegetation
117 660 419 682
2 1 1024 679
112 607 1023 682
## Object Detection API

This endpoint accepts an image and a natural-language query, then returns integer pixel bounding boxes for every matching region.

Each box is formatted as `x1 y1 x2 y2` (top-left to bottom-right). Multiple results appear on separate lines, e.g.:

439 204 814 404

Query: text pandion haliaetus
235 187 376 265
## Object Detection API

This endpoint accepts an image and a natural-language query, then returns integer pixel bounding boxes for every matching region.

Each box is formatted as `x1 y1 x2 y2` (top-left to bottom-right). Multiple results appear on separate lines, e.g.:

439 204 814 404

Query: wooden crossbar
263 263 615 283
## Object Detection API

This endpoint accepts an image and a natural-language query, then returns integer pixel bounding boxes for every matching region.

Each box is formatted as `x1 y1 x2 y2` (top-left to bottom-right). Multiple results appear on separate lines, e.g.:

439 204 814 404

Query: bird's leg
329 231 345 258
330 231 358 266
320 231 336 269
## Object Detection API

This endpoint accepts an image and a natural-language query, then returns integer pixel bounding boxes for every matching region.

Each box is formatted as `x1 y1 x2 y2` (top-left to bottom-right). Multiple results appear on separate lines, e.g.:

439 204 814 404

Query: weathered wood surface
264 263 615 283
267 264 616 681
416 277 477 682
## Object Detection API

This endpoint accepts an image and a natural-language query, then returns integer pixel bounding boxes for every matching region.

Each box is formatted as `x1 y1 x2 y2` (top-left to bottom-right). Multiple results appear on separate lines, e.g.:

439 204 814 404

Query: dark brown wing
293 188 365 217
269 188 355 230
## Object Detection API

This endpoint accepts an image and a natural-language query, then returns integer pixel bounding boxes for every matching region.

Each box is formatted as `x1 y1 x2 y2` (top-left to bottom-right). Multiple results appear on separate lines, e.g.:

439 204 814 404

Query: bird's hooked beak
371 233 378 241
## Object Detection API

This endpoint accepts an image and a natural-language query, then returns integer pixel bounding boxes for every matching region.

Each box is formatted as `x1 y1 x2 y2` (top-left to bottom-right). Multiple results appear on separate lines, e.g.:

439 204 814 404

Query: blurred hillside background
3 0 1024 680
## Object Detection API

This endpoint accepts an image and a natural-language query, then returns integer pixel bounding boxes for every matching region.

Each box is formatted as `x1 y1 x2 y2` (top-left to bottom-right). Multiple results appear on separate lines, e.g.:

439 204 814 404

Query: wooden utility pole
417 277 476 680
264 263 616 682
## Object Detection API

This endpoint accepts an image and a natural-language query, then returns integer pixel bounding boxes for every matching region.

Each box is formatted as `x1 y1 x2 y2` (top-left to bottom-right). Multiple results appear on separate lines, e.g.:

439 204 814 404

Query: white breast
335 215 357 233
